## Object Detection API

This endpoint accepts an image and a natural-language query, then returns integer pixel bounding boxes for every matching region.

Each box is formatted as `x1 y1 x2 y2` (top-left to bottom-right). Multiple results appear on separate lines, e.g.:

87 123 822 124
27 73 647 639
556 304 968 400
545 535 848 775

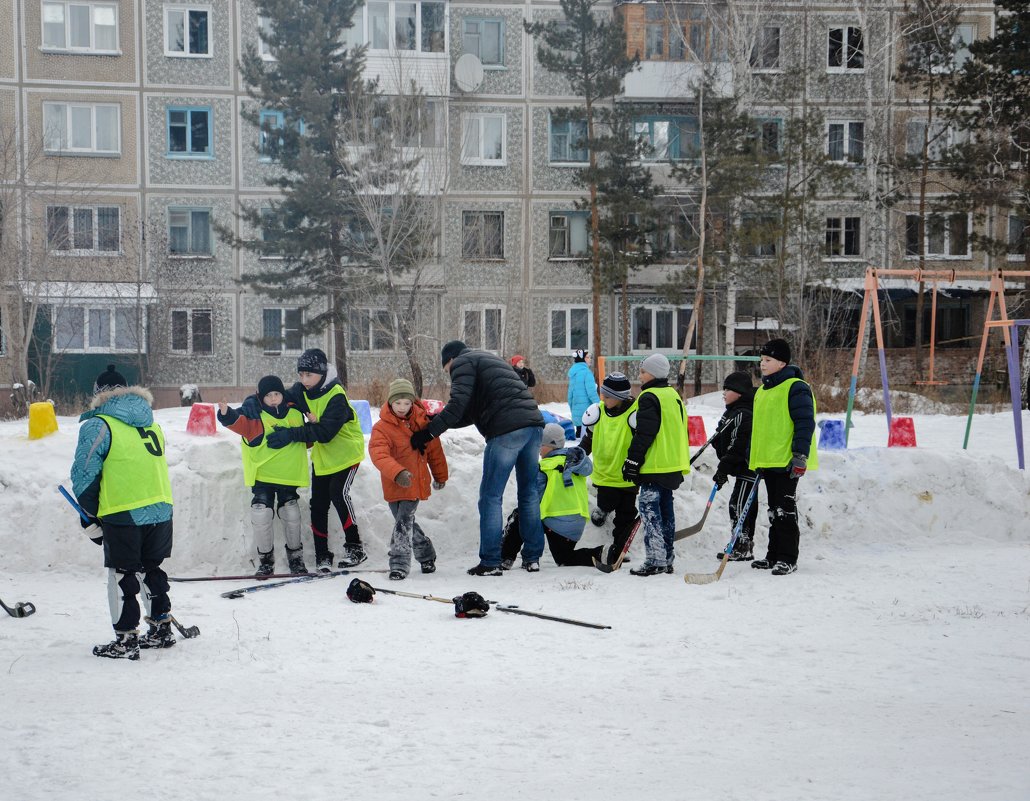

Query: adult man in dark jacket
411 340 545 575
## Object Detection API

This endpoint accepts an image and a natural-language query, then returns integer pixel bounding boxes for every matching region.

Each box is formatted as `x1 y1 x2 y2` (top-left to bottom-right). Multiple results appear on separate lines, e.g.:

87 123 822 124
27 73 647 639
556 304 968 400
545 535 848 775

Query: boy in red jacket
369 378 448 580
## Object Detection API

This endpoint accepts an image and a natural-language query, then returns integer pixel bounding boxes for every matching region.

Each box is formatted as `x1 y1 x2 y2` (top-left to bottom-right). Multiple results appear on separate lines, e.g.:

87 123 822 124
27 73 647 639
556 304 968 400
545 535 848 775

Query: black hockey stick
221 568 386 598
493 605 611 630
167 614 200 638
0 596 36 618
675 482 721 540
593 518 641 573
684 471 762 586
688 419 731 467
171 573 326 582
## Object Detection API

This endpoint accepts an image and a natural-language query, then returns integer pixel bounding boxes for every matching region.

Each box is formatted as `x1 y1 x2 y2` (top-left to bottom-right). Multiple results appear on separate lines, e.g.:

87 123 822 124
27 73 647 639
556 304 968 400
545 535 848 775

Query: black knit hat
93 364 127 394
722 371 754 396
296 348 328 375
600 372 633 400
258 375 286 400
441 340 466 367
759 338 791 364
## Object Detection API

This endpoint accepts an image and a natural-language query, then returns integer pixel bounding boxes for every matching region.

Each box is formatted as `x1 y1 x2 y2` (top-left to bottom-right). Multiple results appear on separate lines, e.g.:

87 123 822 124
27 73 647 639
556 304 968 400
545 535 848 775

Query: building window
400 99 443 148
631 305 695 354
902 302 969 348
257 15 274 60
827 121 864 162
461 113 505 165
171 308 212 354
750 25 780 70
463 18 503 66
828 25 863 71
462 211 504 259
549 305 590 354
262 307 303 354
165 5 210 57
949 24 975 71
645 21 665 60
42 102 120 154
46 205 120 254
548 212 589 259
633 117 698 161
741 214 777 258
167 107 211 157
462 305 503 353
42 2 118 52
549 116 588 164
258 207 284 258
168 208 212 256
53 306 142 352
905 121 967 161
755 119 781 156
421 1 445 52
905 213 970 258
825 216 861 257
366 1 445 53
259 110 284 161
1008 216 1027 261
349 308 395 352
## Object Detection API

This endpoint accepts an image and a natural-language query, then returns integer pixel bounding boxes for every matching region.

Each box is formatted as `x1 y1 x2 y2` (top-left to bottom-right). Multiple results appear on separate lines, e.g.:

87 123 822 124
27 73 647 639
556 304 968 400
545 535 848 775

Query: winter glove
453 591 490 618
395 470 413 488
82 522 103 547
410 428 435 454
265 427 297 450
346 578 376 604
621 458 641 482
432 480 446 491
712 470 728 489
789 453 808 479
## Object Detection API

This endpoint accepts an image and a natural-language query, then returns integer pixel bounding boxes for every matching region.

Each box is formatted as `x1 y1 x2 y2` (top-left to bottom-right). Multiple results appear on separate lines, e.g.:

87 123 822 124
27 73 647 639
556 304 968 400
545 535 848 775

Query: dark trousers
728 475 759 541
102 519 173 632
595 484 639 562
762 470 800 565
251 481 299 508
310 464 361 556
501 510 602 567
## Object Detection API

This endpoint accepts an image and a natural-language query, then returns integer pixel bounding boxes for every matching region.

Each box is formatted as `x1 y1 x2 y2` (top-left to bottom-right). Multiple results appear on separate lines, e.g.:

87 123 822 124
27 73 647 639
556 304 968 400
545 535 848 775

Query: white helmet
581 402 601 431
627 410 637 431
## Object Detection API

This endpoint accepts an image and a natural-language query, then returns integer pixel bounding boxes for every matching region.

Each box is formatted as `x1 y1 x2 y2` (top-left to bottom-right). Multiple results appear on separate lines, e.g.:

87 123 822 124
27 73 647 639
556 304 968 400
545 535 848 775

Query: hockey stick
167 614 200 638
688 419 731 467
369 586 455 604
0 596 36 618
592 517 641 573
493 605 611 630
171 573 331 582
221 568 386 598
684 471 762 586
674 482 720 541
58 484 93 523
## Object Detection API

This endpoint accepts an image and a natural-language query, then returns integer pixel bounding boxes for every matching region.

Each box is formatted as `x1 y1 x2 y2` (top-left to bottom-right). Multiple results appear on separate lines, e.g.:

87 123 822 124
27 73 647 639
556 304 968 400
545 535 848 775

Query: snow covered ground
1 394 1028 800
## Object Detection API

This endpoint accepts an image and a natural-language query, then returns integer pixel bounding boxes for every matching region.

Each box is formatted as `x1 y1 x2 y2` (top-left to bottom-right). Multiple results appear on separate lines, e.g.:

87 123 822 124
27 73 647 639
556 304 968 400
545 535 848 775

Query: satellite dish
454 53 484 93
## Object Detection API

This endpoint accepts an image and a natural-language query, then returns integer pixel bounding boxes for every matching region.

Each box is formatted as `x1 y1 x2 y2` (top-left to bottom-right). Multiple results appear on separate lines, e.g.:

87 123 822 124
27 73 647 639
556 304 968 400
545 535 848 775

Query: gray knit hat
541 423 567 449
600 372 633 400
640 353 671 379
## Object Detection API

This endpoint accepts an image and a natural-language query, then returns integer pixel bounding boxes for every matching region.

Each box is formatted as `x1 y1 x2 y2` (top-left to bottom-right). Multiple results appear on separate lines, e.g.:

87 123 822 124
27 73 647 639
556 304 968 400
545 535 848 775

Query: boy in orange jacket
369 378 448 580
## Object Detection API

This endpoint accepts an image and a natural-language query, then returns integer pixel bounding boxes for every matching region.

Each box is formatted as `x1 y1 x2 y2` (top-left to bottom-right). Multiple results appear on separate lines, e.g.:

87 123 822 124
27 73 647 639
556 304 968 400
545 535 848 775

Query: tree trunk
330 290 348 388
586 97 603 386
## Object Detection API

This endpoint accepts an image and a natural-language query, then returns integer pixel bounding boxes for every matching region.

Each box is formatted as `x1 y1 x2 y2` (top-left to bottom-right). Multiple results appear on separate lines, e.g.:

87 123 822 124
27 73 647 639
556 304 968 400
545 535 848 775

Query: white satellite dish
454 53 484 93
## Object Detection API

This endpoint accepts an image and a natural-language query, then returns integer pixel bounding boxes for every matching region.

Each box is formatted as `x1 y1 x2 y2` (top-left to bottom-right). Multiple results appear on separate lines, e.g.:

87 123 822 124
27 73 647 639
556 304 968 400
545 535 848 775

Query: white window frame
461 113 506 166
462 17 504 67
629 304 696 355
548 304 592 355
262 307 304 354
827 25 864 72
46 205 121 255
363 1 447 54
824 215 862 259
170 308 213 354
167 207 213 257
349 307 396 352
826 120 864 163
548 211 589 260
549 114 588 165
164 4 212 58
461 210 504 259
41 1 120 53
936 23 975 73
42 102 120 155
461 304 504 354
52 305 145 353
257 15 275 61
905 120 968 161
905 213 971 259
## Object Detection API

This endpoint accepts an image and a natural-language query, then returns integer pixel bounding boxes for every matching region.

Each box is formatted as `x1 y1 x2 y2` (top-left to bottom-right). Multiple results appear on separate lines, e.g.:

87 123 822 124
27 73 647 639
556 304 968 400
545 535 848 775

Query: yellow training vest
590 401 637 488
96 415 173 516
241 408 309 487
539 454 589 520
639 386 690 475
305 384 365 475
749 377 819 471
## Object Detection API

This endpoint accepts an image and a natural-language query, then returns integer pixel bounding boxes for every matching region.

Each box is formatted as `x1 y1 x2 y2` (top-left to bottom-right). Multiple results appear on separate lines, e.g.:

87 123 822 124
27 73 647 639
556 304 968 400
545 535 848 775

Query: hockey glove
83 523 103 546
346 578 376 604
453 591 490 618
395 470 413 488
712 469 728 489
621 458 641 482
789 453 808 479
410 428 435 454
265 427 297 450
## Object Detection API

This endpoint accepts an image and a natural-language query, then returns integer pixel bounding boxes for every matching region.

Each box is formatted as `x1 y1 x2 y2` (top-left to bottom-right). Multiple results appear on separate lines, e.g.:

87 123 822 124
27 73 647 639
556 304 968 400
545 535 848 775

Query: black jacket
287 375 355 445
714 395 755 478
626 378 685 490
428 347 544 440
515 365 536 388
758 365 816 468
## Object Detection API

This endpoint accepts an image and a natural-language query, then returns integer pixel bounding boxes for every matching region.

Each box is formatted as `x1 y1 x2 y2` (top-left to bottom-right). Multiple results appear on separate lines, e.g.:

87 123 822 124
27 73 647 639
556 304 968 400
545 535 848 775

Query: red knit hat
510 354 525 367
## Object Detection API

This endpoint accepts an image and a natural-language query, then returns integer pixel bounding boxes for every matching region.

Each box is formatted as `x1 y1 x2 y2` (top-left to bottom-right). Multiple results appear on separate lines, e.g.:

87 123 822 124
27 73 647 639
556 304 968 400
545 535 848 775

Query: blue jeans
638 483 675 567
478 427 544 566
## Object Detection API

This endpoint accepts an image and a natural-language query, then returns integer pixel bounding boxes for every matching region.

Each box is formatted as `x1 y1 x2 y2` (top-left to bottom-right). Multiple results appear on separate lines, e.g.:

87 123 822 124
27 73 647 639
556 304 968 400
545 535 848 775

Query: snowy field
1 393 1028 801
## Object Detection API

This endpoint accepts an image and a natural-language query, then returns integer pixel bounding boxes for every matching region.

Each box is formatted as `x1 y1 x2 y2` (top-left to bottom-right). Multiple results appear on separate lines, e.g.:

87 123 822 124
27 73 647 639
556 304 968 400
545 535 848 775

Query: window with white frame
167 107 211 157
549 116 588 164
827 121 863 162
53 305 142 352
633 117 699 161
259 110 304 161
827 25 863 71
42 2 118 52
549 212 589 259
549 305 590 354
905 120 968 161
262 307 303 353
46 205 120 254
400 99 443 148
461 113 505 165
947 24 975 72
825 216 862 257
168 208 212 256
349 308 395 352
462 305 503 353
463 18 503 66
165 5 210 56
1008 215 1027 260
257 15 275 60
42 102 119 154
462 211 504 259
365 1 445 53
750 25 780 70
904 213 969 258
631 305 695 354
170 308 212 354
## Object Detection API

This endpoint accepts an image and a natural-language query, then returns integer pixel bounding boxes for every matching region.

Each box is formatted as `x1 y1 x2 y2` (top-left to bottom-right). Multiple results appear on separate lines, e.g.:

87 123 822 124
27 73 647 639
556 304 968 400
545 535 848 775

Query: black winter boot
337 543 367 568
93 630 140 661
286 546 308 575
139 616 176 649
255 551 275 577
315 551 335 573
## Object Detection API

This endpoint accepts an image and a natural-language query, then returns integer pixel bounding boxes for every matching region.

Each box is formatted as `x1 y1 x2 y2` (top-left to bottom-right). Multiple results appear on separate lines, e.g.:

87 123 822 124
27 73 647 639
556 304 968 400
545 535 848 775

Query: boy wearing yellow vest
749 339 817 576
72 366 175 660
622 353 690 576
499 424 602 568
266 349 367 571
218 376 310 576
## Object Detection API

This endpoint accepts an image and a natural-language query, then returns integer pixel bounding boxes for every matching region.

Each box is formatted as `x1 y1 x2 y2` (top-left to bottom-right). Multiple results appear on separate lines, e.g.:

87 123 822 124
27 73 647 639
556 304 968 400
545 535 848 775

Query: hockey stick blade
593 518 642 573
591 557 617 574
168 614 200 638
0 597 36 618
683 554 730 585
675 483 719 541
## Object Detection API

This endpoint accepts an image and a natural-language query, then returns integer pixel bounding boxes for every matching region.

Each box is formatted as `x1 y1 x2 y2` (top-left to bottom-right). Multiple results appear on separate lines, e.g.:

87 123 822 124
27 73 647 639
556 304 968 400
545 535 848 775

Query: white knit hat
640 353 671 379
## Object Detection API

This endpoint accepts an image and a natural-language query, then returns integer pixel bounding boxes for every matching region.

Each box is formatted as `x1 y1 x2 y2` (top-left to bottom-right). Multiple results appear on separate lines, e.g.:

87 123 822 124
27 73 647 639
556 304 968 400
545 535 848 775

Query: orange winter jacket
369 401 448 503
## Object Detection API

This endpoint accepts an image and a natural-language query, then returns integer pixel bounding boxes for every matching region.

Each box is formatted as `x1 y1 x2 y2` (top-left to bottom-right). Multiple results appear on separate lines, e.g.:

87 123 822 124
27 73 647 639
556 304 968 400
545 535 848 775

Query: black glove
789 453 807 479
713 470 728 489
265 427 297 450
346 578 376 604
621 458 641 482
410 428 435 454
453 591 490 618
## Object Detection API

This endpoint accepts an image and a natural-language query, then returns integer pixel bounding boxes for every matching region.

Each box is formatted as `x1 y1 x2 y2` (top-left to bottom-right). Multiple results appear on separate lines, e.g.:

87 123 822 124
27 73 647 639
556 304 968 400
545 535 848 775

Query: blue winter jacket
71 388 173 526
566 362 599 427
537 445 593 541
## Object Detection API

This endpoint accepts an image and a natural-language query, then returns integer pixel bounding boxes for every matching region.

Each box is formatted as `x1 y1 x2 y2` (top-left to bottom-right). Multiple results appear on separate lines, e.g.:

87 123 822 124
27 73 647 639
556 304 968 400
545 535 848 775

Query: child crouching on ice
218 376 310 576
368 378 448 580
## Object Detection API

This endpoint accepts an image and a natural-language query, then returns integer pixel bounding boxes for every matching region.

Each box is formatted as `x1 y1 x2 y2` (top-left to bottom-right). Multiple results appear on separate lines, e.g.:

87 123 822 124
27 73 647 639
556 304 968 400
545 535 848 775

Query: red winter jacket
369 401 448 503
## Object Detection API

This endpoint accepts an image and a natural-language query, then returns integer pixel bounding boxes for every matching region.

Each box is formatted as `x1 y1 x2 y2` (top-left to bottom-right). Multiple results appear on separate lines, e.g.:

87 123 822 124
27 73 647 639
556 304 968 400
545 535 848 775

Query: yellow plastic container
28 401 59 440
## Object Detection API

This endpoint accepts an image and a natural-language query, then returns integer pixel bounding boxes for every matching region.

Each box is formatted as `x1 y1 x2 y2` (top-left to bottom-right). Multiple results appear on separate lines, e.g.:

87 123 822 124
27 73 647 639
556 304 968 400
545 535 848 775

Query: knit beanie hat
93 364 127 394
387 378 416 405
441 340 466 367
573 349 588 363
258 375 287 400
722 371 754 396
296 348 328 375
759 338 791 365
640 353 671 379
510 354 525 367
541 423 567 449
600 372 633 400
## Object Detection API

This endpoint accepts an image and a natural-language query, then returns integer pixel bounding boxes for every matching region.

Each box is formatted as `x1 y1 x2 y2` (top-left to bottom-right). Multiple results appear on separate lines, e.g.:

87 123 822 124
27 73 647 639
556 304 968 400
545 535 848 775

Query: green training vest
304 384 366 476
749 377 819 471
539 454 589 520
241 407 309 487
639 386 691 475
590 401 637 488
96 415 173 516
